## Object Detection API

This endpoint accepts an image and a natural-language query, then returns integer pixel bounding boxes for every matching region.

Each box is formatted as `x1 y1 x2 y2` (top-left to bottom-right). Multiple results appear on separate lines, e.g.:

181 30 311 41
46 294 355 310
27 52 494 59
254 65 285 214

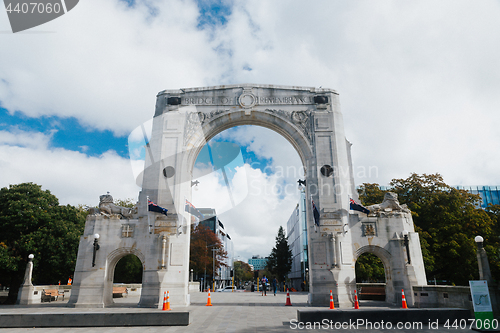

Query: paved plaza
0 291 484 332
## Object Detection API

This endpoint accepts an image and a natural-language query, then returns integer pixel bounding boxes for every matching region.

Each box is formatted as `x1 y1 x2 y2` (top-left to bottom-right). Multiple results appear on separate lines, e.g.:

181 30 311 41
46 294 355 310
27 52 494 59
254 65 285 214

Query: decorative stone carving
184 108 314 144
265 109 312 142
362 222 377 237
121 224 134 238
98 194 135 218
366 192 410 216
184 109 229 143
238 92 257 108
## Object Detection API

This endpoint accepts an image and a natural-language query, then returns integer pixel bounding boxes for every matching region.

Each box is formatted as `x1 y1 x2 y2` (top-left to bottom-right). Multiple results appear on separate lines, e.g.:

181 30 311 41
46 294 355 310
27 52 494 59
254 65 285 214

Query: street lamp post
474 236 493 284
474 235 498 315
305 267 309 291
402 230 411 264
212 248 217 291
92 233 100 267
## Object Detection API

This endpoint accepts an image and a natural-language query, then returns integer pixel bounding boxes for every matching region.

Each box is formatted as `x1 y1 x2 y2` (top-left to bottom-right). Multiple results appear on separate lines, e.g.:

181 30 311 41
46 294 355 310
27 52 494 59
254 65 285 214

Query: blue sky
0 107 129 157
1 0 500 260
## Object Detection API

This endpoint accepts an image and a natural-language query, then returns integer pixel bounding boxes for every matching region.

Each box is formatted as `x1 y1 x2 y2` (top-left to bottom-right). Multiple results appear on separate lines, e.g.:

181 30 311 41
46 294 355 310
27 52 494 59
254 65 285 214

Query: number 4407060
5 2 62 14
444 319 498 330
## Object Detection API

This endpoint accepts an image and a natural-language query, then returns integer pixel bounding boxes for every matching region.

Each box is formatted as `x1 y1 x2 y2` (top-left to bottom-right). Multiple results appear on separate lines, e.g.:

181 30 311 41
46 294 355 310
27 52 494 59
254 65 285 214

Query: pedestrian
273 278 277 296
261 275 268 296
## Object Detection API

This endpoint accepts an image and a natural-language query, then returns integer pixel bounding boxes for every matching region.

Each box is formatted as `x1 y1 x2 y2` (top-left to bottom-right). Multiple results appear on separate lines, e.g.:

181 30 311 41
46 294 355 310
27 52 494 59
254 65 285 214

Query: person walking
273 278 277 296
261 276 268 296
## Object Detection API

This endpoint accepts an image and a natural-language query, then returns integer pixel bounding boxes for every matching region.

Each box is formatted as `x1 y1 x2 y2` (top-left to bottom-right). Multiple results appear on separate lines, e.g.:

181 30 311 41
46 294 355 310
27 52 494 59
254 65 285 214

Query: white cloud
0 0 222 135
192 163 299 260
0 129 140 206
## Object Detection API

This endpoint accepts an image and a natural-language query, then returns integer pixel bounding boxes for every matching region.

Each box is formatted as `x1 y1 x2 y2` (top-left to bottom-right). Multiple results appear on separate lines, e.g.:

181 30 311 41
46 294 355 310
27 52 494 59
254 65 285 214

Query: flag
185 200 204 219
350 198 370 214
148 199 168 216
311 198 320 226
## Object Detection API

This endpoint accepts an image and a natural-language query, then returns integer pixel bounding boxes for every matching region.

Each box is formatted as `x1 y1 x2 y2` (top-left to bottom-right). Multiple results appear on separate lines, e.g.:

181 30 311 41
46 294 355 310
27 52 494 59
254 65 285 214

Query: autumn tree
0 183 86 304
267 226 292 283
189 224 227 285
233 260 253 284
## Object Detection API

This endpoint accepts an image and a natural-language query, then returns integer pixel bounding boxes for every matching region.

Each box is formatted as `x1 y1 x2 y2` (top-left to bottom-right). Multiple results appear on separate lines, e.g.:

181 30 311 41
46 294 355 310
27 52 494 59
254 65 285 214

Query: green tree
355 253 385 283
267 226 292 282
359 174 500 286
390 173 499 285
0 183 86 304
357 183 387 206
113 254 142 283
114 198 136 208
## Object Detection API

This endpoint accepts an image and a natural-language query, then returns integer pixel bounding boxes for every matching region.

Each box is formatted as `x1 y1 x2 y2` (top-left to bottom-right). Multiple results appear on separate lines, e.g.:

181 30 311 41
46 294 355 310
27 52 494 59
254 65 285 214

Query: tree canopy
233 260 253 284
358 173 500 286
267 226 292 282
0 183 86 304
189 223 227 282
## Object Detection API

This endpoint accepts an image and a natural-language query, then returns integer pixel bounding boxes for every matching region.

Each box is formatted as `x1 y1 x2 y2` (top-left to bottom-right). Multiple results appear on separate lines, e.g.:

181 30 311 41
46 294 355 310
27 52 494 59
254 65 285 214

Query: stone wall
413 285 473 310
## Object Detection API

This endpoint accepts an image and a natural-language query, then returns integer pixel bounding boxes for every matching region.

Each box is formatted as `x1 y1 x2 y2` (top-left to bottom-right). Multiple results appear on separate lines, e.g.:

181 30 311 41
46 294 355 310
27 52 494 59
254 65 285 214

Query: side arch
106 247 146 282
354 245 395 303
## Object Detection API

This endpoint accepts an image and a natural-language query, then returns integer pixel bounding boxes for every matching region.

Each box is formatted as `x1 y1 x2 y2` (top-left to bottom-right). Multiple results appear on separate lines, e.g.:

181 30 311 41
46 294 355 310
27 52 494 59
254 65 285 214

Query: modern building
194 208 234 290
286 188 308 291
454 186 500 208
377 185 500 208
248 255 268 271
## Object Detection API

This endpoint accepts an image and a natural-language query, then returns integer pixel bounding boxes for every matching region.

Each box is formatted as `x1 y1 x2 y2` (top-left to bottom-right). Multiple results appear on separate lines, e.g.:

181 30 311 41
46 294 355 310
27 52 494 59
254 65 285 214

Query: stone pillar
16 254 35 305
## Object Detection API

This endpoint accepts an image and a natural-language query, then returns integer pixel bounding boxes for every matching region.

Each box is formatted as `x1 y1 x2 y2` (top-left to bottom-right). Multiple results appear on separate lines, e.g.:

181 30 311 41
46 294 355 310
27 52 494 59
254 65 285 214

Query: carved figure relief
98 194 135 218
366 192 410 216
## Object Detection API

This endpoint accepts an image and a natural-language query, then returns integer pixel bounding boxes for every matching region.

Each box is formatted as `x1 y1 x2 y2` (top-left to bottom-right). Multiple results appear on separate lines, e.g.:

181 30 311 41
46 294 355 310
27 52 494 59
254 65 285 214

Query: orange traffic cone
329 290 335 309
401 289 408 309
354 289 360 309
285 289 292 306
206 290 213 306
162 291 171 311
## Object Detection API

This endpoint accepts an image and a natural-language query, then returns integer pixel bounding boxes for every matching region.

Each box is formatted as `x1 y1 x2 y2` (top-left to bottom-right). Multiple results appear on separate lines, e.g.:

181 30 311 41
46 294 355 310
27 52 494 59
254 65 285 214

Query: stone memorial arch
68 84 427 308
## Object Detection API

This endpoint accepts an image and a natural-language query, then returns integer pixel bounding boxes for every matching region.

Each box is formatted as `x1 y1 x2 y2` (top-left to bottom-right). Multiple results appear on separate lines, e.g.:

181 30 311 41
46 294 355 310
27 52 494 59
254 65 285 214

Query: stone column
16 254 35 305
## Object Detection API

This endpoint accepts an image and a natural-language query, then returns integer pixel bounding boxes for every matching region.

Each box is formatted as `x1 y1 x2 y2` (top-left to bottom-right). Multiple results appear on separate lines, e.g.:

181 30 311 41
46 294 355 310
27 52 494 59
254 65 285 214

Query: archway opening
112 254 143 303
189 124 306 293
355 252 386 301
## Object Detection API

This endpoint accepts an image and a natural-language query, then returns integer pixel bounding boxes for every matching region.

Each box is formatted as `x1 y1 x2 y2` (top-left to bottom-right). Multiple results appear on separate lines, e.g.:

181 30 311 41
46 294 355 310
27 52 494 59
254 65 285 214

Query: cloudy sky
1 0 500 261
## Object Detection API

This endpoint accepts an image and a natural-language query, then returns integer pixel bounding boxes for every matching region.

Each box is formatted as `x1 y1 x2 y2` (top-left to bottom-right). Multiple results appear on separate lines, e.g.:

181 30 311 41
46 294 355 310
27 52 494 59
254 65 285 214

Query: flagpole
147 196 152 234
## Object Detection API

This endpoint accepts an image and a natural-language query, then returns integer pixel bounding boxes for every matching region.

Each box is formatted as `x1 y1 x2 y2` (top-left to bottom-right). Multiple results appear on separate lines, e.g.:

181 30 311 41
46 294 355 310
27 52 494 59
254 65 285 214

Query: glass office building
286 188 308 291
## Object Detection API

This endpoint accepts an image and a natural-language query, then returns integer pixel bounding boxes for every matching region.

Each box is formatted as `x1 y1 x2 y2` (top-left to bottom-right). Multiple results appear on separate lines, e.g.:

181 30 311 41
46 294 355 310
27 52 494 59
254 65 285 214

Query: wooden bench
359 286 385 300
112 286 128 298
41 289 63 302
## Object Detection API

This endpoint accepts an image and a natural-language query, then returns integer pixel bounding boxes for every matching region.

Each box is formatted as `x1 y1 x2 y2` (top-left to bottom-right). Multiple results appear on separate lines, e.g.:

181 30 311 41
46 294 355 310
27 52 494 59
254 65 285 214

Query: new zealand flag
350 198 370 214
185 200 204 220
148 199 168 216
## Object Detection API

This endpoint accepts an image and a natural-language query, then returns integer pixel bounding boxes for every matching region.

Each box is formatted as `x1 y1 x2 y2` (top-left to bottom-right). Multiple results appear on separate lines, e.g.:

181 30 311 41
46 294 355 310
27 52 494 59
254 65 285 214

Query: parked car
216 286 235 292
